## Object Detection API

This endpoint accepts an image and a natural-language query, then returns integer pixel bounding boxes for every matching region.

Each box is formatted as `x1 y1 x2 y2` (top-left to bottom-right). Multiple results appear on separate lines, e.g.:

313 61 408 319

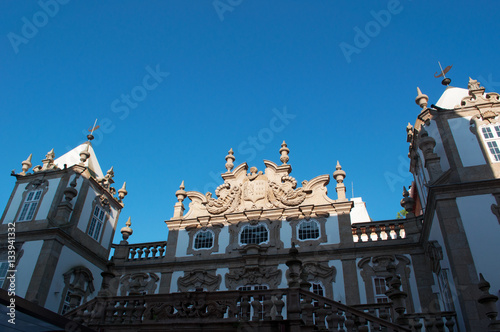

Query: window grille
88 205 105 241
194 230 214 249
373 277 389 303
18 190 42 221
298 220 320 240
240 224 268 245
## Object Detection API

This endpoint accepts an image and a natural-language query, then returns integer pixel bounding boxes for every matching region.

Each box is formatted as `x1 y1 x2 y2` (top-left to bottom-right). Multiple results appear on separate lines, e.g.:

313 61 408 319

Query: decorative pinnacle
63 175 79 202
120 217 133 241
225 148 235 172
176 180 187 202
333 161 346 184
79 143 90 164
279 141 290 165
118 182 128 201
20 154 33 175
415 87 429 109
46 148 55 160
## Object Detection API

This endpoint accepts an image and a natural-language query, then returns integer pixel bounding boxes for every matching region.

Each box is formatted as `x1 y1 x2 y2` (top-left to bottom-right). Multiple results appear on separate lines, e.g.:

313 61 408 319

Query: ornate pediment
175 157 336 221
225 265 282 290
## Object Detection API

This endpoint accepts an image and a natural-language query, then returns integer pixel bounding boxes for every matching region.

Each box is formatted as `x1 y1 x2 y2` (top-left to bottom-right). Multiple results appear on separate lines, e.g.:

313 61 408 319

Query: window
193 230 214 249
0 262 9 285
311 282 324 296
373 277 389 303
240 224 268 245
18 190 42 221
298 220 320 240
238 285 268 291
60 290 81 315
88 205 105 241
437 269 454 311
481 125 500 162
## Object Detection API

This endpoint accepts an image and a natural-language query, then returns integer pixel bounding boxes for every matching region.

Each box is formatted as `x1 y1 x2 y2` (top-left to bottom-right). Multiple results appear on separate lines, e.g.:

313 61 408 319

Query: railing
403 312 457 332
66 288 411 331
352 220 406 243
124 241 167 260
352 302 395 322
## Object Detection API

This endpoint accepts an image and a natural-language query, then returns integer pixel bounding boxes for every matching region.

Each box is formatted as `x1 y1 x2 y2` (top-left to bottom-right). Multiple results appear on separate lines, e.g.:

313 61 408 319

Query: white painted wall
77 189 97 232
35 178 60 220
170 271 184 292
456 195 500 296
175 229 189 257
101 206 117 249
429 212 466 331
2 183 24 224
216 267 229 290
425 121 450 172
329 260 345 303
217 227 229 253
323 215 339 244
280 220 292 248
15 240 43 298
278 263 288 288
350 198 371 223
448 117 486 167
45 246 103 313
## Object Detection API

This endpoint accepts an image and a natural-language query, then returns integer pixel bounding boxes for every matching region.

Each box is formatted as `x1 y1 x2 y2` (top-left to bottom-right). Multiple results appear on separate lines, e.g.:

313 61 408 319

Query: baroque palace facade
1 78 499 331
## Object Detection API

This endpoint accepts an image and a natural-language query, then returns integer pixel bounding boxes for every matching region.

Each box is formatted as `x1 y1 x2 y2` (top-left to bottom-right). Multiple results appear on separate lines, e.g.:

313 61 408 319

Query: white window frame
193 229 214 250
297 219 320 241
18 190 42 221
481 124 500 162
60 289 81 315
372 277 389 303
0 262 9 285
437 268 454 311
239 223 269 246
88 205 106 241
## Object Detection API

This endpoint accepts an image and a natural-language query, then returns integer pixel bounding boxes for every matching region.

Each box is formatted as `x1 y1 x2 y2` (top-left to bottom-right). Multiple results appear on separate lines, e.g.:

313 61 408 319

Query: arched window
194 230 214 249
18 190 42 221
298 220 320 240
240 224 268 245
480 124 500 162
88 205 106 241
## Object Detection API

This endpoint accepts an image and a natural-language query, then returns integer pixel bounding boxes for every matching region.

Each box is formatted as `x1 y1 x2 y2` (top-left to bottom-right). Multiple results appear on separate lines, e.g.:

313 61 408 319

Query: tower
0 139 126 314
408 78 500 330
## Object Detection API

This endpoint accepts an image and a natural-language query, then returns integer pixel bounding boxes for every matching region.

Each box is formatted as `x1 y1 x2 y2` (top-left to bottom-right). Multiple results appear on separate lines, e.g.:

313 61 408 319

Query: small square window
240 224 269 245
194 230 214 249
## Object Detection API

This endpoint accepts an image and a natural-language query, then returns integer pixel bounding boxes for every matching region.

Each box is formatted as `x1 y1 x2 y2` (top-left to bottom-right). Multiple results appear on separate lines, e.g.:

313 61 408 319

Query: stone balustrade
66 288 414 331
126 241 167 260
352 220 406 243
403 312 457 332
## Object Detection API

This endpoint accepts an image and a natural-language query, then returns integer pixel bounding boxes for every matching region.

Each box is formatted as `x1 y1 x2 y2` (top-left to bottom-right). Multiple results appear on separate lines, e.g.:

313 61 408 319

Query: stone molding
119 272 159 295
177 269 221 292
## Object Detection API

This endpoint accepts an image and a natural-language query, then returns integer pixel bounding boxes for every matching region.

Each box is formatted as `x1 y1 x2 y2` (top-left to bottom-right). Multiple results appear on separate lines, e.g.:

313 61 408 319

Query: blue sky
1 0 500 245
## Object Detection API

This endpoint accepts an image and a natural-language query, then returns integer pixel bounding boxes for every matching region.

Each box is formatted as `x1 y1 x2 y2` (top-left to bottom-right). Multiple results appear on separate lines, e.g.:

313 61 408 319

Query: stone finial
20 154 32 175
477 273 500 329
279 141 290 165
118 182 128 202
63 175 79 202
79 143 90 165
225 148 235 172
468 77 481 91
400 186 415 217
415 87 429 109
176 181 187 202
406 123 414 143
333 161 346 183
333 161 347 201
385 263 408 323
42 148 56 170
121 217 133 242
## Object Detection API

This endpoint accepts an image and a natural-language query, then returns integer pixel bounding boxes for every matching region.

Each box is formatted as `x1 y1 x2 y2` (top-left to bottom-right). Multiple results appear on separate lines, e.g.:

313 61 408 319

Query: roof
435 86 469 109
54 142 104 178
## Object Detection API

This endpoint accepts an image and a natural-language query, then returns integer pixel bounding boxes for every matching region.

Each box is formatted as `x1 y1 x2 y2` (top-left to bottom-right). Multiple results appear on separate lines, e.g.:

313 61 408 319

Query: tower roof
435 86 469 109
54 142 104 178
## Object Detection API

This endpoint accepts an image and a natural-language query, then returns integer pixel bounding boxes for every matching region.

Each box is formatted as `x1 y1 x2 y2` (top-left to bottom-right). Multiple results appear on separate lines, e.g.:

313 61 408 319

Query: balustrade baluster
380 225 388 240
352 227 359 242
399 224 406 238
251 297 262 321
344 312 355 330
273 294 284 320
151 246 158 258
239 296 250 321
370 226 378 241
301 295 314 326
144 246 151 258
389 224 397 239
159 245 166 257
137 248 144 259
263 294 273 321
129 248 136 260
445 315 455 331
315 306 328 330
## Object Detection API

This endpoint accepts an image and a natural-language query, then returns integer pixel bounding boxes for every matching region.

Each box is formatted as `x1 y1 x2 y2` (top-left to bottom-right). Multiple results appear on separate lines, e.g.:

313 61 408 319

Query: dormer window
481 125 500 162
193 230 214 250
88 205 105 241
18 190 42 221
240 224 269 245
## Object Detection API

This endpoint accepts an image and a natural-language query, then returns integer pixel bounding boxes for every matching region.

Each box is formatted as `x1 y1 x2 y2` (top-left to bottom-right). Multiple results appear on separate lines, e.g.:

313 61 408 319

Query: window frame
14 180 49 223
193 229 215 250
372 277 389 304
297 219 321 241
239 223 269 246
87 205 106 242
480 124 500 162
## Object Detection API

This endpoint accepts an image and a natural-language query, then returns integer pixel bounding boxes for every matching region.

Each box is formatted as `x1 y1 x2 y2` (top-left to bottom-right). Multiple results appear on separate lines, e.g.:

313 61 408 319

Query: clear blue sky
1 1 499 245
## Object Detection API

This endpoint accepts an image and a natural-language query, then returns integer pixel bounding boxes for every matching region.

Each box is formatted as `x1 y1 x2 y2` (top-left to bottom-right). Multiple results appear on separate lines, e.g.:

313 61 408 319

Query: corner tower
0 137 127 314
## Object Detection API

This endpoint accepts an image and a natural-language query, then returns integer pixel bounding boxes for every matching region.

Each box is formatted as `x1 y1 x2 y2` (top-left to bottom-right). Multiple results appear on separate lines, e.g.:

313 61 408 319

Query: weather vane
434 62 452 86
87 119 100 141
